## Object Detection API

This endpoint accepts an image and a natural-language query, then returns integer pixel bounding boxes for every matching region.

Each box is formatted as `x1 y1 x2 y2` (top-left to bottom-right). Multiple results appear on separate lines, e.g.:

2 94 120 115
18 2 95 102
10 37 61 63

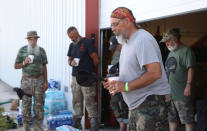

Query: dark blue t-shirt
67 38 96 76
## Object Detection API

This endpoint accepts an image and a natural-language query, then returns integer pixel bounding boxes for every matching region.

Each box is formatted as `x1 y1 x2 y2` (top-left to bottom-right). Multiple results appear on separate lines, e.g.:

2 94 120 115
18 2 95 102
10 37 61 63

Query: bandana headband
111 8 135 23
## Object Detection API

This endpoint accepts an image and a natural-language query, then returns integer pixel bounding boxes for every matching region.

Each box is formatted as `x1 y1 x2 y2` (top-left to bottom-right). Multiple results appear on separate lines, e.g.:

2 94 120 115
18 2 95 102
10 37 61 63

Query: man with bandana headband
161 28 196 131
67 26 99 131
103 7 171 131
14 30 48 131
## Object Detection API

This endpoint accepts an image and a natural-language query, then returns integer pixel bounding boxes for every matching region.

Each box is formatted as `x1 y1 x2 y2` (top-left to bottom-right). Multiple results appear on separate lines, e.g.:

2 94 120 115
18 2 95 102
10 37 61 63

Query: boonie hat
25 30 40 39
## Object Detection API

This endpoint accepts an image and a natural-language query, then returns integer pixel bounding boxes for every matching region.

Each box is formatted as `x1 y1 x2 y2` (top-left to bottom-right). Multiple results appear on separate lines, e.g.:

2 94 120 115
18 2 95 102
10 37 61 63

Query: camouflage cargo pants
168 99 195 124
129 95 170 131
110 93 128 122
71 76 98 118
21 76 45 127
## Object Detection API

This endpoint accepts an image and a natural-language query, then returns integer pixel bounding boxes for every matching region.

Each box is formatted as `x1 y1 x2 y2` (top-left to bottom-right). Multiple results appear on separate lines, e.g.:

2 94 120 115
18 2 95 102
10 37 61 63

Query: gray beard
116 35 127 45
27 43 40 55
167 41 178 52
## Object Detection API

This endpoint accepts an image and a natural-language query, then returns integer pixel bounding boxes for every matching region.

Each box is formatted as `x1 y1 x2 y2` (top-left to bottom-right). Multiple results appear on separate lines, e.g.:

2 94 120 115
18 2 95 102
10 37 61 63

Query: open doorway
98 29 119 128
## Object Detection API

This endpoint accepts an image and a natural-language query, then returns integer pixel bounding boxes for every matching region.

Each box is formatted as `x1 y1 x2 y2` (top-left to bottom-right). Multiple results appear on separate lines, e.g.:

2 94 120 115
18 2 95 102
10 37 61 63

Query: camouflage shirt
15 45 48 76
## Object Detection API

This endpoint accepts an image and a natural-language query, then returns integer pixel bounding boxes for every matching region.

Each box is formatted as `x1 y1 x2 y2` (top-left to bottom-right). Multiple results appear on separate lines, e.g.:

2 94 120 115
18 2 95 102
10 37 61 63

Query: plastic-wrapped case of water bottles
44 79 67 115
16 79 73 130
47 110 73 130
44 90 67 115
56 125 81 131
18 89 67 117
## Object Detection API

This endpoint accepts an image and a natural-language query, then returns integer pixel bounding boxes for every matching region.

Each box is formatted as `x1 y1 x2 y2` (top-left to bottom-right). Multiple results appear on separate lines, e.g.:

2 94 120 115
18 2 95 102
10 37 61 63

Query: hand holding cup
28 55 34 63
71 58 80 67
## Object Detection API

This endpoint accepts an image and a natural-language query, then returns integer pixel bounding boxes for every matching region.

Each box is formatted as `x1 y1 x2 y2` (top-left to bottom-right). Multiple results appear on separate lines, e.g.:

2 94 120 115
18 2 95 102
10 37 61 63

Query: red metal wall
85 0 99 129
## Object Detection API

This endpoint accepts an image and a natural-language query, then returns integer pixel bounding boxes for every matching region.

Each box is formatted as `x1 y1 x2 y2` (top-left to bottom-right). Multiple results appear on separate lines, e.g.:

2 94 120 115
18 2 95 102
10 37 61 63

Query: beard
113 28 128 45
116 34 127 45
27 43 40 55
73 37 80 45
167 41 178 52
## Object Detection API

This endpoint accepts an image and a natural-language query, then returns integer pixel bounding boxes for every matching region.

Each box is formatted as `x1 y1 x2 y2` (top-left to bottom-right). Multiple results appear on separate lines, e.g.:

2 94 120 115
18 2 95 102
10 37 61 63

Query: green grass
0 106 16 130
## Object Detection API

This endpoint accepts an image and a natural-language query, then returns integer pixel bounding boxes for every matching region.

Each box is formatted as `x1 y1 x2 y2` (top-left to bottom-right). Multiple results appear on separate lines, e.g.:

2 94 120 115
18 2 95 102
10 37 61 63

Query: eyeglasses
111 20 122 28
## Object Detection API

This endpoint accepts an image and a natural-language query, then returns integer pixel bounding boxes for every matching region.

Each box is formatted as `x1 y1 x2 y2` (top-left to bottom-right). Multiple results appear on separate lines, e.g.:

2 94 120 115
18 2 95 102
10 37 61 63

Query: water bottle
57 115 61 127
65 115 70 125
17 114 23 126
47 115 54 130
18 100 22 115
63 115 68 125
43 115 48 131
69 115 73 126
53 116 58 130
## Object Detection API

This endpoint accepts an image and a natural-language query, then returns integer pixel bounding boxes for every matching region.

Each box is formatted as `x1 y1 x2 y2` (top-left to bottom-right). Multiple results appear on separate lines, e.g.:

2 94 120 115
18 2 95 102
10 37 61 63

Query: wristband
125 82 129 92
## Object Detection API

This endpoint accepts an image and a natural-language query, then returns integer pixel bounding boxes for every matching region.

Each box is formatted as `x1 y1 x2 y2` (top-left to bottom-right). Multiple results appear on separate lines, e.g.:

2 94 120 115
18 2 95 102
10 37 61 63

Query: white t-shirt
119 29 170 110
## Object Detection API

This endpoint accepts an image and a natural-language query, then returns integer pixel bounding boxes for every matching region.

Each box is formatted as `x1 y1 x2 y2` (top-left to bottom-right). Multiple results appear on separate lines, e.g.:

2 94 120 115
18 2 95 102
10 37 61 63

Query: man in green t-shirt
161 28 196 131
14 31 48 131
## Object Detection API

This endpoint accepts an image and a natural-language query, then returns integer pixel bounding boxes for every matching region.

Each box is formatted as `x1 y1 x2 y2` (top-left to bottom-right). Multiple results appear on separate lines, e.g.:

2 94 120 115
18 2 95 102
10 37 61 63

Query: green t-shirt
15 45 48 76
165 45 196 101
111 50 120 65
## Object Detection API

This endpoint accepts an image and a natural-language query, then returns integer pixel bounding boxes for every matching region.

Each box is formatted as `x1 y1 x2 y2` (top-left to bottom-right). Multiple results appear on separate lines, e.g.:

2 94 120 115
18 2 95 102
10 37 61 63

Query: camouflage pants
168 99 195 124
71 76 98 118
129 95 170 131
21 76 45 125
110 93 128 123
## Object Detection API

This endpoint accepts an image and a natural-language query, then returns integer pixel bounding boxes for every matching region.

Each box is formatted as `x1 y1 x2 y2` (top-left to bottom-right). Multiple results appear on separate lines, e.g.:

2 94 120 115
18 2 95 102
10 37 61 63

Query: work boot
34 120 43 131
23 123 31 131
72 116 82 130
90 117 99 131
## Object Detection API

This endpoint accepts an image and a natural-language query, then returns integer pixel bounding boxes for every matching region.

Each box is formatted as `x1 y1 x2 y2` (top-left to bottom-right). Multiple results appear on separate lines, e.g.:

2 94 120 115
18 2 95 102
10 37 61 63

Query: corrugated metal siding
100 0 207 28
0 0 85 110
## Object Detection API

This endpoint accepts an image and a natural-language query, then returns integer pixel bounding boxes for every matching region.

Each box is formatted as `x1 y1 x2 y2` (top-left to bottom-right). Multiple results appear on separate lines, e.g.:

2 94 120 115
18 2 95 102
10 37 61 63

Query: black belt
22 75 42 79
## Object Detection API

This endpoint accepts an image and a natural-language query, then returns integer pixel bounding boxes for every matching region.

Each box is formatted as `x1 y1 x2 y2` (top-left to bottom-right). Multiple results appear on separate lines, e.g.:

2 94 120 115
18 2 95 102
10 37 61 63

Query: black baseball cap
109 36 118 51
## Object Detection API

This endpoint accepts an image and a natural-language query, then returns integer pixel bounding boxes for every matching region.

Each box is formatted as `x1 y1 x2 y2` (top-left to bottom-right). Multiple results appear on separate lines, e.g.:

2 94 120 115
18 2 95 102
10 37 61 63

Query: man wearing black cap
109 36 122 65
108 36 129 131
161 28 196 131
103 7 171 131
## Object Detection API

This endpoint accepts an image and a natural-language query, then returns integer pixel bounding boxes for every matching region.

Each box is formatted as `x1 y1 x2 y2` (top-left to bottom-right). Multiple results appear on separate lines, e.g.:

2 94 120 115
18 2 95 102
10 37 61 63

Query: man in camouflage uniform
67 26 99 131
14 31 48 131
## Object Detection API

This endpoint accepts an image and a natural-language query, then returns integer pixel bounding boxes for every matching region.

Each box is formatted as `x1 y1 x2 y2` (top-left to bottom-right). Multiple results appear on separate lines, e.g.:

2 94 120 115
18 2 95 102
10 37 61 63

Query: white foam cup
28 55 34 63
74 58 80 66
106 76 119 83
